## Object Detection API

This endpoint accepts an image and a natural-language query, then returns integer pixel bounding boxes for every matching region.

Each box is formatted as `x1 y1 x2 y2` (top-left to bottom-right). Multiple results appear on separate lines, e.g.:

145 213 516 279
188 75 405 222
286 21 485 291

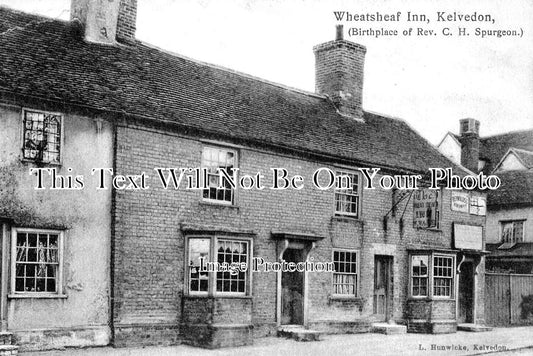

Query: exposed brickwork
112 123 487 346
460 133 480 173
314 39 366 118
0 346 18 356
116 0 137 43
113 323 180 347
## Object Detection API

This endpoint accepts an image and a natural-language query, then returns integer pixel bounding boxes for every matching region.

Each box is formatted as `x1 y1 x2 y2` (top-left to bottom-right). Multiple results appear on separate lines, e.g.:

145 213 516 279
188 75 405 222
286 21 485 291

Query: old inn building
0 0 488 351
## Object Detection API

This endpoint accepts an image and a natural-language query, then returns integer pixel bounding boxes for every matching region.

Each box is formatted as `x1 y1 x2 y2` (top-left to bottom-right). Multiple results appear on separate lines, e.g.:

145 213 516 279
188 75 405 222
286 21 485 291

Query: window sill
331 215 364 224
184 294 252 300
329 295 363 302
21 158 62 167
416 227 442 233
8 293 67 299
408 296 455 302
199 201 239 210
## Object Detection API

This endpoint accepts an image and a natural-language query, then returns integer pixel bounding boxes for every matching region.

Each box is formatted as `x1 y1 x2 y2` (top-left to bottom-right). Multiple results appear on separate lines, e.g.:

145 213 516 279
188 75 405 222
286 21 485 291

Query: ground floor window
409 252 455 299
187 236 252 296
411 255 428 297
332 249 358 297
11 228 64 295
433 255 454 297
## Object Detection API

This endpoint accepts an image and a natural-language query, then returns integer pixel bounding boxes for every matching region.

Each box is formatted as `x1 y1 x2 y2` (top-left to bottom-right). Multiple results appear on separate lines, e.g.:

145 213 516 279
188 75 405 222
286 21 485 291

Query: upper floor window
12 228 64 296
332 249 358 297
501 220 525 243
334 171 361 218
201 146 236 204
22 110 62 164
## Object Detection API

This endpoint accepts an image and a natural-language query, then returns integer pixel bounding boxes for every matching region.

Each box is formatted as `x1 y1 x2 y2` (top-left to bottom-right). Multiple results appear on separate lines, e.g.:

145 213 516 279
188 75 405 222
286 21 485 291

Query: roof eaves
480 128 533 141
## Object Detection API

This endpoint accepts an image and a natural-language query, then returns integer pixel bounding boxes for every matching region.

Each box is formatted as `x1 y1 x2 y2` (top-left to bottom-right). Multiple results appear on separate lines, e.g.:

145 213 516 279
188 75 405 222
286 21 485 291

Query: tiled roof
486 242 533 258
0 7 462 174
488 170 533 207
512 148 533 169
479 130 533 173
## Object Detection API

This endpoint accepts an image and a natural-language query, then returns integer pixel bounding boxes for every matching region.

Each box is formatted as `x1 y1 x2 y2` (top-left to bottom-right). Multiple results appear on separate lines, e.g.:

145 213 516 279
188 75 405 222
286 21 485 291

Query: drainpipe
0 218 13 332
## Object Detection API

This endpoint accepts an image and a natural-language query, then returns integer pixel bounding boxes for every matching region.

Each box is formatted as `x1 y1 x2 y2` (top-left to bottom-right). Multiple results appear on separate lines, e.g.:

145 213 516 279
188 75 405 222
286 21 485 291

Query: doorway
281 248 304 325
458 261 474 323
374 255 393 321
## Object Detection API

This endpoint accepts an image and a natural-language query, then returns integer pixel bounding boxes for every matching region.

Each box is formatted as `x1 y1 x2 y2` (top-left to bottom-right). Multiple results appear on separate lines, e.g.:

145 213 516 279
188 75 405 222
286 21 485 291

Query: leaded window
23 110 62 164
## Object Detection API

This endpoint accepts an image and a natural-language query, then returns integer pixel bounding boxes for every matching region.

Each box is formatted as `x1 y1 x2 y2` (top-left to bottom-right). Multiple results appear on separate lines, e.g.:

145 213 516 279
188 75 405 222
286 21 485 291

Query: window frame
20 108 64 166
334 170 362 218
185 235 253 297
10 227 65 298
200 145 238 206
500 220 526 243
410 254 429 298
432 254 455 299
408 252 455 300
331 249 359 298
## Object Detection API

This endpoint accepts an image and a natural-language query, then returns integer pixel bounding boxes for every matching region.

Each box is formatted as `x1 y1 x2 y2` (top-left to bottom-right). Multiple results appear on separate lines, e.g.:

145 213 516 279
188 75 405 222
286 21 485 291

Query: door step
0 332 18 356
277 325 322 342
372 322 407 335
457 323 493 332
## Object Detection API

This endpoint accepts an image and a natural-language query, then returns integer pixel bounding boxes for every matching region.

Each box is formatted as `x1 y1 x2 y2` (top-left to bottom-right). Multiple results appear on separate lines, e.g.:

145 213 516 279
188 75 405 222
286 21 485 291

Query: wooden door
374 255 393 321
281 249 304 325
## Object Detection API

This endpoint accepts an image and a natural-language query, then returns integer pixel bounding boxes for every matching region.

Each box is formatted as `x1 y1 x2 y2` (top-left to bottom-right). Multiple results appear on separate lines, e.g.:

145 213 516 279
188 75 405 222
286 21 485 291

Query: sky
0 0 532 144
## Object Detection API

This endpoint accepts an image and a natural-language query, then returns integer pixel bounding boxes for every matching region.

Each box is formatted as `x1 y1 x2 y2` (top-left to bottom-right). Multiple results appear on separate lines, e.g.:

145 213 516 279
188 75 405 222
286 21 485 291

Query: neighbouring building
438 120 533 274
1 1 488 351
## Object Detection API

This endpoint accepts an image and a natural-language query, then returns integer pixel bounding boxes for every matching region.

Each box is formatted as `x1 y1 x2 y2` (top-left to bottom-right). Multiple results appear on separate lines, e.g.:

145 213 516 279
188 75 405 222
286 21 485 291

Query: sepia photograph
0 0 532 355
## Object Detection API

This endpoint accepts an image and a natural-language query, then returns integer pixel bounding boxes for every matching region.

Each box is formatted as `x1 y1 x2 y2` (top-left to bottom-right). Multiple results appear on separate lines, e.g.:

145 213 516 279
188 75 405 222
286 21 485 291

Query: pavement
20 326 533 356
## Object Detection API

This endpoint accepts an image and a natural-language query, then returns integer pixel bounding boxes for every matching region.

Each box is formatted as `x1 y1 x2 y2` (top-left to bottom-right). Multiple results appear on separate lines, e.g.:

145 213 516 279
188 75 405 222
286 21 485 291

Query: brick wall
314 40 366 118
116 0 137 43
112 123 487 345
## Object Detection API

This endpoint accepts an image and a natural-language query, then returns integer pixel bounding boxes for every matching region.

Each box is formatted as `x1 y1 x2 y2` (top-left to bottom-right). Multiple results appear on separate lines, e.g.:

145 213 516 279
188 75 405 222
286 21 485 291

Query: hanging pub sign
469 196 486 216
451 191 469 213
413 189 440 229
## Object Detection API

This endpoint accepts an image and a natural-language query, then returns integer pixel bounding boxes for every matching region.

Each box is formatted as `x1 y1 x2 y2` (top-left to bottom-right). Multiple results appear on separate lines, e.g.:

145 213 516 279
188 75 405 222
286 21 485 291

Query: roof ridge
366 110 474 175
138 40 327 101
511 147 533 155
0 5 68 37
480 128 533 140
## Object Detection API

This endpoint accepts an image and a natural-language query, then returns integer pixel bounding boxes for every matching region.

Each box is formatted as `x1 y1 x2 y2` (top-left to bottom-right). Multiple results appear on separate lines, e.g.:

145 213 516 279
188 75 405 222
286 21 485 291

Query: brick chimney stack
459 118 480 172
71 0 137 45
313 25 366 119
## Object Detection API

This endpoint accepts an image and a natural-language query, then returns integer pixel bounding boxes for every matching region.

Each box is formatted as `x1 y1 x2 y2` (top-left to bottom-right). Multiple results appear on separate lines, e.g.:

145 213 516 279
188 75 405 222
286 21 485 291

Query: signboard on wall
454 224 483 250
470 196 486 216
451 191 469 213
413 189 440 229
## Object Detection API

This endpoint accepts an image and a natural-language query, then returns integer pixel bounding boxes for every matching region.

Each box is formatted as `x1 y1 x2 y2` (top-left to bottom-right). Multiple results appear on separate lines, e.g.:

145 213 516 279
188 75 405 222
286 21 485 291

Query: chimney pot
336 24 344 41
